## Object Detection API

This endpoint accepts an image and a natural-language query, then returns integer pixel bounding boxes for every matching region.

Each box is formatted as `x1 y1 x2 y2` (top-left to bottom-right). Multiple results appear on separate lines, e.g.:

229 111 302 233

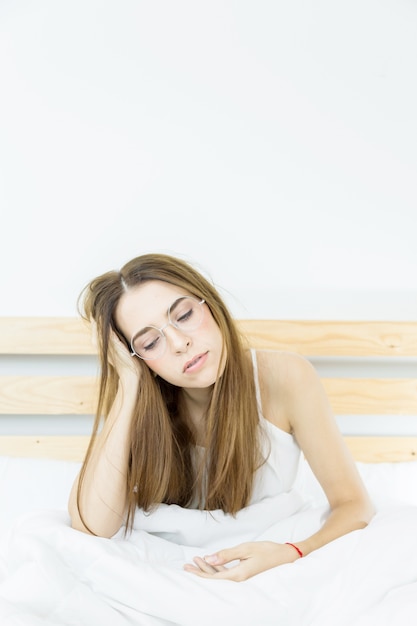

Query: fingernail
204 555 219 565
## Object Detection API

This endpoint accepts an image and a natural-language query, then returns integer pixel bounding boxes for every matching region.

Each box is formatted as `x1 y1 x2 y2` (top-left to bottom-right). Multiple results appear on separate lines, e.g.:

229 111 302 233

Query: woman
68 253 374 582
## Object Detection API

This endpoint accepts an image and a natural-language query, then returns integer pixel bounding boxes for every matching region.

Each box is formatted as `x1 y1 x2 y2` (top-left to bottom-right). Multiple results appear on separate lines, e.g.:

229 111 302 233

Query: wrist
285 542 303 560
118 369 141 393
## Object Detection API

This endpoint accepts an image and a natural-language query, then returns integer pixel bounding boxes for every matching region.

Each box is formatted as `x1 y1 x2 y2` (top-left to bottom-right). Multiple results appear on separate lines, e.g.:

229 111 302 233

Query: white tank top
189 350 302 507
131 351 305 539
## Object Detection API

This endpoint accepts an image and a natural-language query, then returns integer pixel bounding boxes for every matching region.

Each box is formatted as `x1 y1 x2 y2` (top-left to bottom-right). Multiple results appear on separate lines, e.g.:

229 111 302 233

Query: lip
183 352 208 373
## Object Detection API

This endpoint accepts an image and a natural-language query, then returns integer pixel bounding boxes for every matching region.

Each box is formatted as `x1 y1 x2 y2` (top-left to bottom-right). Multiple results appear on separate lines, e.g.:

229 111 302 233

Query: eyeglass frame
129 296 206 360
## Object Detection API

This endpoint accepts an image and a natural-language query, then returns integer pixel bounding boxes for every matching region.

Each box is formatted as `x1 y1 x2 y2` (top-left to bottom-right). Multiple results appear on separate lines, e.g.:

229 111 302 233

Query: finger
183 557 217 575
185 561 249 582
184 565 228 579
109 330 142 377
183 556 227 576
204 544 248 567
203 561 227 573
183 563 205 575
193 556 220 574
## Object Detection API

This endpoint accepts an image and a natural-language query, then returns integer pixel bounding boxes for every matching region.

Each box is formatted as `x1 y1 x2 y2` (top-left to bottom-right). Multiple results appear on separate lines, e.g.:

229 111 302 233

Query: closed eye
176 307 193 324
143 335 162 352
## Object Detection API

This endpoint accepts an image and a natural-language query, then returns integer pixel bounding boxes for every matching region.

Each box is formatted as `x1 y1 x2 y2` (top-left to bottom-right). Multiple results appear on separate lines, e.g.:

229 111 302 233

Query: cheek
144 354 179 381
204 317 227 367
199 316 213 334
200 312 222 340
145 362 158 376
145 360 165 378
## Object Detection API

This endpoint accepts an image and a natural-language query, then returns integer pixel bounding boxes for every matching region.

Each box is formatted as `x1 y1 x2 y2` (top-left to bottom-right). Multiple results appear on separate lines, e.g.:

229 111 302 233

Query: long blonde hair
77 253 263 531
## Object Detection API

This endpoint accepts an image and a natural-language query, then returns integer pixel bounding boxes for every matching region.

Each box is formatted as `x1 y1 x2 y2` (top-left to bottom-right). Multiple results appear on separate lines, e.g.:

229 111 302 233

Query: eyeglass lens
131 296 204 360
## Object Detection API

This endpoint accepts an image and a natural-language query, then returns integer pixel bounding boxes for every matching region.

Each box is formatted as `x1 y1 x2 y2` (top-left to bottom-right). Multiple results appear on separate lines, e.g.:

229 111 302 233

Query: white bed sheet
2 454 417 536
0 455 417 625
0 456 81 539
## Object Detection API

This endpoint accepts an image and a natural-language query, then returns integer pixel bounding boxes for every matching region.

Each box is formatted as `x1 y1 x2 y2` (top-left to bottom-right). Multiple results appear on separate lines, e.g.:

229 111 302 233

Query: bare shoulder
256 349 317 390
255 350 320 431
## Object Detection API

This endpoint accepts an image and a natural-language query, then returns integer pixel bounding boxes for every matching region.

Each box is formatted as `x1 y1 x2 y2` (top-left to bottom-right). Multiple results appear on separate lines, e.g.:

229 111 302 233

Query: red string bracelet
285 542 303 558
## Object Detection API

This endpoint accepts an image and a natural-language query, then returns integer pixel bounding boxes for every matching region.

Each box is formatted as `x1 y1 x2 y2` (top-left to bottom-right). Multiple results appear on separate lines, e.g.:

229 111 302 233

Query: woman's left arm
282 352 375 556
184 352 375 581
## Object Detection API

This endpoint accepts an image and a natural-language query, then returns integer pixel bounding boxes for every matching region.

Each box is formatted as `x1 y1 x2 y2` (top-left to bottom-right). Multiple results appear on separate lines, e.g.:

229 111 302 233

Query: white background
1 1 416 436
1 0 416 320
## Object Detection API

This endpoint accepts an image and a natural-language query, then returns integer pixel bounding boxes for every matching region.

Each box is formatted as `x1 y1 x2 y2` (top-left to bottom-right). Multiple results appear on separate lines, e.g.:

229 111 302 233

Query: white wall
1 0 416 320
1 1 417 437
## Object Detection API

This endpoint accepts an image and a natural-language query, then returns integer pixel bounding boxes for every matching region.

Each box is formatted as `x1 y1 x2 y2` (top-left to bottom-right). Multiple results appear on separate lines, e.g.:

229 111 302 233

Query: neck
180 386 213 445
181 385 212 406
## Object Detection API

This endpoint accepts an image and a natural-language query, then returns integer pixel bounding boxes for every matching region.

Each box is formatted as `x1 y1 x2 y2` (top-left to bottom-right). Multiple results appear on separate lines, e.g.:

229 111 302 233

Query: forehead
115 280 190 336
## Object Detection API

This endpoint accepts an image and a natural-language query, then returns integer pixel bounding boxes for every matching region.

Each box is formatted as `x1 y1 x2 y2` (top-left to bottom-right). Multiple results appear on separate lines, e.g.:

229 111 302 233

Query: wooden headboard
1 317 417 463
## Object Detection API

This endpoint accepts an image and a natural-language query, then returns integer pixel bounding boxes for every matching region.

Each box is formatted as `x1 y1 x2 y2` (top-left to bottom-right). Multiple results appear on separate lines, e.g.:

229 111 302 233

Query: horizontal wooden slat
237 320 417 356
345 436 417 463
0 376 97 414
0 435 416 464
1 376 416 415
1 318 417 464
2 318 417 357
0 317 94 355
322 378 417 415
0 435 90 462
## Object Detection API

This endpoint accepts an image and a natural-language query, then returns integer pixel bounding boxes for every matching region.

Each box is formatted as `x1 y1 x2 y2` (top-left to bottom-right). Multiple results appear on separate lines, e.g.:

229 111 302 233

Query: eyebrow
131 296 188 338
134 327 155 338
168 297 186 315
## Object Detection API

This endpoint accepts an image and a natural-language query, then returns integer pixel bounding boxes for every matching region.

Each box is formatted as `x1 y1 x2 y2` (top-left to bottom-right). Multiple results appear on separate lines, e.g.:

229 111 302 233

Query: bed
1 317 417 625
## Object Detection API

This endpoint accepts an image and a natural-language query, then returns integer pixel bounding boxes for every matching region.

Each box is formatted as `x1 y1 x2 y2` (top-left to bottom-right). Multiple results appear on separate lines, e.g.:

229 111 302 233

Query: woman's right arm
68 335 141 538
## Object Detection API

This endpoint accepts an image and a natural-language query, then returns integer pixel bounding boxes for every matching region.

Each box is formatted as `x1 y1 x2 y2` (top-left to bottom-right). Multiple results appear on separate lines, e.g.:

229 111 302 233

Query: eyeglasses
130 296 205 360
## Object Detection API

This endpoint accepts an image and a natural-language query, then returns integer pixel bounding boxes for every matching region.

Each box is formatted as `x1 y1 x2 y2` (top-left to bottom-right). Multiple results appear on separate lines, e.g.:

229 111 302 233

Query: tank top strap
250 348 263 416
249 351 301 501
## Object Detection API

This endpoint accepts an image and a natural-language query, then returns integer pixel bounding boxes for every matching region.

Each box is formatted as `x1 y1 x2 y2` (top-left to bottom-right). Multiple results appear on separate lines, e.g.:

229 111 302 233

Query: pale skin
68 280 375 581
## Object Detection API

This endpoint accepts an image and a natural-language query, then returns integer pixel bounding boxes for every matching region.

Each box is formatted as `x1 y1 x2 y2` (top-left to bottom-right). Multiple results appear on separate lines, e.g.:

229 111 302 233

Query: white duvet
1 457 417 626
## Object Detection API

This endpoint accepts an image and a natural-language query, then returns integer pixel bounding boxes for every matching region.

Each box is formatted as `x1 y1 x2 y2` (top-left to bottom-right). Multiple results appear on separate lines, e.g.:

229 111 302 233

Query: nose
164 324 191 353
